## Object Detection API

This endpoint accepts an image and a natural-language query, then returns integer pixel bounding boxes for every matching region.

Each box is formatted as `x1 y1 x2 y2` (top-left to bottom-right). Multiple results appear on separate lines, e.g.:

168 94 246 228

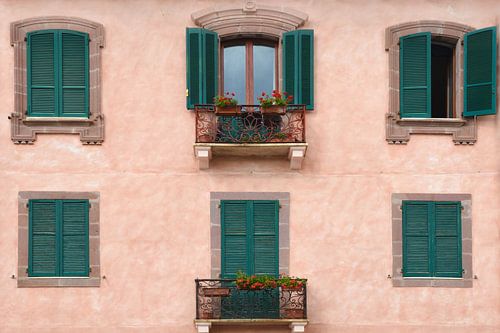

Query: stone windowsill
396 118 467 127
24 117 94 123
17 276 101 288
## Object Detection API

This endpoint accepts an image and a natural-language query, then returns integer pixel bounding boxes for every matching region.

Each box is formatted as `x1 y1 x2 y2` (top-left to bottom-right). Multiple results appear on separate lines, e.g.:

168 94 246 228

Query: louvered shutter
464 27 497 117
283 30 314 110
433 202 462 277
402 201 432 277
221 201 249 278
252 201 279 277
29 200 58 276
186 28 218 109
61 200 89 276
60 31 89 117
400 32 431 118
28 31 57 117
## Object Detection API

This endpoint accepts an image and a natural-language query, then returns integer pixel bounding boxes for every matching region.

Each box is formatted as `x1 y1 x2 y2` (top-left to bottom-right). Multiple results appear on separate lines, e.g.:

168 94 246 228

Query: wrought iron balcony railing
195 279 307 320
195 105 306 144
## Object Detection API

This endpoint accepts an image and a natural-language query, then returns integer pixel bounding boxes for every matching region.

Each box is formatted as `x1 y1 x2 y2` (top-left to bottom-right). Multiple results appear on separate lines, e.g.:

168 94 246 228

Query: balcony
194 279 308 333
193 105 308 170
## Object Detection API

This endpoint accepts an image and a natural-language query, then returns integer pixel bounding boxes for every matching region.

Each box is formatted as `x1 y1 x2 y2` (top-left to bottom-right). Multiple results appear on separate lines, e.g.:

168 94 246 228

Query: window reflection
223 45 246 104
253 45 275 104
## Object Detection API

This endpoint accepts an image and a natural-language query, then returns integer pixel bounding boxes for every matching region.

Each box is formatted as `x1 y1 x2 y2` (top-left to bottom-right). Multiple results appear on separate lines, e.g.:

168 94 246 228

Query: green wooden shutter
252 201 279 277
283 30 314 110
400 32 431 118
29 200 58 276
61 200 89 277
433 202 462 277
464 27 497 117
186 28 218 109
28 31 57 117
402 201 432 277
60 31 89 117
221 201 249 278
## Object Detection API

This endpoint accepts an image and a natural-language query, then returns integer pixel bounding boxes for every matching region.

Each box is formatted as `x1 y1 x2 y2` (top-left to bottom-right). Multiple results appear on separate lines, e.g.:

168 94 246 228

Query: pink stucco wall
0 0 498 332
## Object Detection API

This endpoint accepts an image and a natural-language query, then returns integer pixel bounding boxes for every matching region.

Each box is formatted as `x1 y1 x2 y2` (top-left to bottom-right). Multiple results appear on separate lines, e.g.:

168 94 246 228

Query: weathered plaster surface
0 0 498 332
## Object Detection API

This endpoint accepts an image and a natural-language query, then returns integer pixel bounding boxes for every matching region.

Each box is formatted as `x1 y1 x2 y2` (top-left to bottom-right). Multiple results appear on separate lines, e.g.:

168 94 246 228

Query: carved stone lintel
10 16 105 144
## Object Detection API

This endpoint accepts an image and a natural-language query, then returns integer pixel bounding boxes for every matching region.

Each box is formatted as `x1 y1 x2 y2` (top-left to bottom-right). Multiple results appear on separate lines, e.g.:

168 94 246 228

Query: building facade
0 0 498 332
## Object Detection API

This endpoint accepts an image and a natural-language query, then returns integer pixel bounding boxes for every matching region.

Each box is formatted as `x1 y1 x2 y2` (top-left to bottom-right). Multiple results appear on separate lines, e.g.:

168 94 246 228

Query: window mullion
246 41 253 105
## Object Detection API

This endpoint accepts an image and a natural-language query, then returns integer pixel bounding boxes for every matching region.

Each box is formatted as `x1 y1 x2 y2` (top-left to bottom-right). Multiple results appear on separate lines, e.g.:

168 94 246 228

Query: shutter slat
28 32 57 116
253 201 278 277
464 27 497 116
61 31 89 117
61 200 89 277
403 202 431 277
434 202 462 277
29 200 57 276
400 32 431 118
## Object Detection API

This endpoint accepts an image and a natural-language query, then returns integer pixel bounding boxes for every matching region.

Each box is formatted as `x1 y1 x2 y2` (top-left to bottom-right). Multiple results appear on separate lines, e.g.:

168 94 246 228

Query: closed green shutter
28 199 89 277
221 201 249 278
61 200 89 276
28 31 57 117
29 200 58 276
402 201 432 277
186 28 218 109
464 27 497 117
60 31 89 117
283 30 314 110
433 202 462 277
400 32 431 118
28 29 89 117
252 201 279 277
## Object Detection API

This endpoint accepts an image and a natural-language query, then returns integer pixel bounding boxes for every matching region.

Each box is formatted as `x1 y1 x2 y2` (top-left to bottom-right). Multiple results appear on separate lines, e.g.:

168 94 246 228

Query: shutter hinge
24 37 27 42
461 40 464 46
88 38 92 43
89 267 92 273
400 268 403 274
26 202 29 208
218 204 221 208
399 205 402 211
279 204 282 209
26 268 29 274
186 89 189 97
462 269 465 276
461 205 464 210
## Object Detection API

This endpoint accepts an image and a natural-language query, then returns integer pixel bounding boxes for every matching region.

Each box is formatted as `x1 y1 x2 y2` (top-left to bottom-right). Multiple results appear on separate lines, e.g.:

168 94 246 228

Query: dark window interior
431 41 454 118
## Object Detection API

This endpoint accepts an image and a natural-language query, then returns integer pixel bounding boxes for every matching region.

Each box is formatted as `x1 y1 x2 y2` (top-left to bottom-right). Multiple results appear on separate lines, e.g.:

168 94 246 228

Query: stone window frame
385 21 478 145
10 17 105 145
391 193 472 288
210 192 290 278
18 191 100 287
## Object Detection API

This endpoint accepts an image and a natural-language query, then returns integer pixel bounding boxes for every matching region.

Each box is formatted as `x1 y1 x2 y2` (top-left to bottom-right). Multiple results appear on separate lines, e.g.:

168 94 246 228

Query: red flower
262 92 266 96
232 93 235 96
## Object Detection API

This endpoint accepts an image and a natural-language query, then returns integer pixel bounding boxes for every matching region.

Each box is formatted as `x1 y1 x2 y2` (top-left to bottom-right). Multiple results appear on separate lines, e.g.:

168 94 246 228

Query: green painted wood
61 200 89 277
221 201 250 278
27 31 57 117
433 202 462 277
252 201 279 277
60 31 89 117
400 32 431 118
464 27 497 116
283 30 314 110
403 201 432 277
29 200 58 276
186 28 218 109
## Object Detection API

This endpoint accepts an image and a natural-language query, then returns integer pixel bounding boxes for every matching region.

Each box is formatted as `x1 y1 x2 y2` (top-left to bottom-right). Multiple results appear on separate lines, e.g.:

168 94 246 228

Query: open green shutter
283 30 314 110
400 32 431 118
433 202 462 277
403 201 432 277
29 200 58 276
28 31 57 117
60 31 89 117
464 27 497 117
252 201 279 277
221 201 249 278
186 28 218 109
61 200 89 277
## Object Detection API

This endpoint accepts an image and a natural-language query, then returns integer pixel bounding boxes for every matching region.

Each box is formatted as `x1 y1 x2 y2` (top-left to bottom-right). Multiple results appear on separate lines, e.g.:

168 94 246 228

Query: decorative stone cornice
191 0 308 38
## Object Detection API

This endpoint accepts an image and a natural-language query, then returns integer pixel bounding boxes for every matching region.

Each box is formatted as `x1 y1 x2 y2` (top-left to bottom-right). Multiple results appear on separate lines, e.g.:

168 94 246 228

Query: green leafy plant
235 271 306 290
278 274 306 289
258 90 293 108
214 92 238 107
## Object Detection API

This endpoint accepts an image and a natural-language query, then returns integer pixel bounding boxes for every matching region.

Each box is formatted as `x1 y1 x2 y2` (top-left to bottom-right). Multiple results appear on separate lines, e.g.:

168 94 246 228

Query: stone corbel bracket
191 0 308 38
10 16 105 144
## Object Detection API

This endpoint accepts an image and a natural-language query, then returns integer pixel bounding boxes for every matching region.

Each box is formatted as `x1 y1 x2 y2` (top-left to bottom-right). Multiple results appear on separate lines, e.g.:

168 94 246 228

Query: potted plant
278 274 306 291
214 92 240 115
258 90 293 115
201 287 231 297
235 271 277 290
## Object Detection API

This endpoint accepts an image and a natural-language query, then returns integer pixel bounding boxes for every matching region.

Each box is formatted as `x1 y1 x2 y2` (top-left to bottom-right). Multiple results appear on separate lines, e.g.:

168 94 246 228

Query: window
18 192 100 287
10 17 105 144
385 21 497 144
391 194 472 288
186 28 314 109
28 30 89 118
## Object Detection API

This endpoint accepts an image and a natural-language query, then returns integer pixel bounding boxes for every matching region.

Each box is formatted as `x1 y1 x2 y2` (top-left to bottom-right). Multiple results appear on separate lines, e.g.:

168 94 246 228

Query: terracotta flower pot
283 308 304 319
261 105 286 115
215 105 241 116
201 287 231 297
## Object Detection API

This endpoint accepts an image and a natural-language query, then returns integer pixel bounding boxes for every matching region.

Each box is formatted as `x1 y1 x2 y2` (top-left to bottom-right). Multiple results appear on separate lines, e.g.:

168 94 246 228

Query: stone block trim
18 191 100 287
10 17 105 144
385 20 477 145
192 0 308 39
391 193 472 288
210 192 290 278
